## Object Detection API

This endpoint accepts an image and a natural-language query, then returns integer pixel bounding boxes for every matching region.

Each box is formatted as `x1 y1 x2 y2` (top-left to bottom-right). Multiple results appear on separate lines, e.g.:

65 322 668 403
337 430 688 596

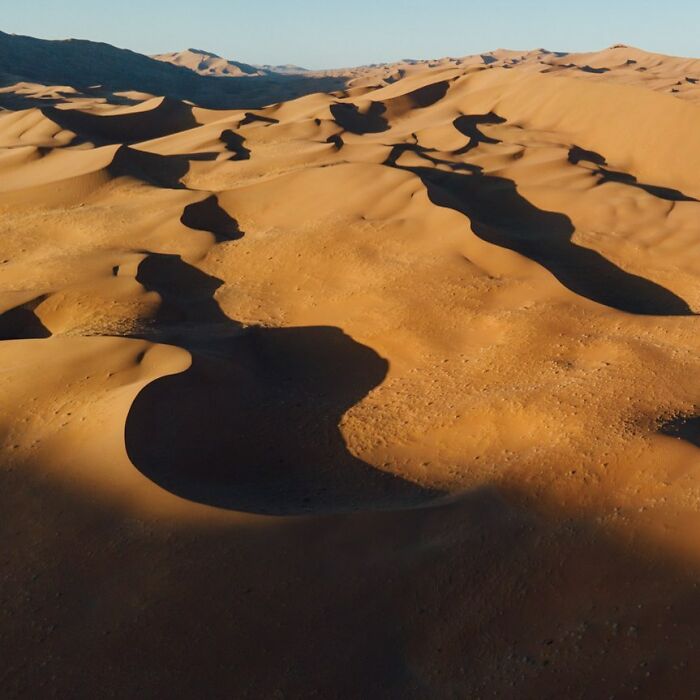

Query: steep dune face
3 45 700 697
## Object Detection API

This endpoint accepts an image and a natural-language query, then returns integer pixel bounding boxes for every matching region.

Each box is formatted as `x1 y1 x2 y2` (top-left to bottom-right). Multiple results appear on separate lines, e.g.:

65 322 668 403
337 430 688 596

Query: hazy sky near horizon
4 0 699 69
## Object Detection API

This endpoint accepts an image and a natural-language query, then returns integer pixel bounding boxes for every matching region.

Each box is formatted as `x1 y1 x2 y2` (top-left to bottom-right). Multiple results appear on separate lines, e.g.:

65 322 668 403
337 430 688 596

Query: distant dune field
2 34 700 698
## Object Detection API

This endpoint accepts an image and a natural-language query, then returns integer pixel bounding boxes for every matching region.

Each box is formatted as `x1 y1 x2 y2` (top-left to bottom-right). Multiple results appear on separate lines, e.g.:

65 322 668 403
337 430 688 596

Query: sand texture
3 38 700 698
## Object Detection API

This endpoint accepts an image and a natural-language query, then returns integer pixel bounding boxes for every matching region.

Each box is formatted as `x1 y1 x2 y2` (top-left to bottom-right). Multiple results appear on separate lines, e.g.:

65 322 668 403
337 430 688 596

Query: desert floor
3 44 700 698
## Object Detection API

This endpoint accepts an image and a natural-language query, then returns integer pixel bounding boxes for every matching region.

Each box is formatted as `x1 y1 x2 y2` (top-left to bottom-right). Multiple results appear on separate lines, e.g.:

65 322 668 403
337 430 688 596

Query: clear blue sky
3 0 699 69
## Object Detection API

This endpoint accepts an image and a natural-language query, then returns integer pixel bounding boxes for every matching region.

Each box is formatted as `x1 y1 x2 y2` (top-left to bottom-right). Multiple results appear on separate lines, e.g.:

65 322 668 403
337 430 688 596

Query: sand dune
3 37 700 697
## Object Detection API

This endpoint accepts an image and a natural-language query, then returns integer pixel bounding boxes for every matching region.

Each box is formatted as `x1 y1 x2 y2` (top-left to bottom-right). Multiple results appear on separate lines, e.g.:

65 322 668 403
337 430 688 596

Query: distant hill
153 49 319 78
152 48 268 78
253 64 310 75
0 31 347 109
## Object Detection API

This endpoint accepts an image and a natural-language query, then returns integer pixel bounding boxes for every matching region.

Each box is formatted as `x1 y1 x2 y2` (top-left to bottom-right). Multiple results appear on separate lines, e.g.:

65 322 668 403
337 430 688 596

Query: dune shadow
330 101 389 134
126 252 435 514
453 112 506 155
386 148 693 315
399 80 450 109
568 145 607 166
326 133 344 150
220 129 251 160
134 253 230 330
597 167 698 202
108 146 189 189
385 140 481 173
107 145 217 189
42 98 198 145
659 415 700 448
238 112 279 127
0 296 50 340
567 146 698 202
180 195 244 243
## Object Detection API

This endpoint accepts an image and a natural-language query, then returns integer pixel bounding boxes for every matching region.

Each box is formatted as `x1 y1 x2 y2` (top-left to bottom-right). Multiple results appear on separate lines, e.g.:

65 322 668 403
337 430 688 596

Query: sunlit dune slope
3 43 700 698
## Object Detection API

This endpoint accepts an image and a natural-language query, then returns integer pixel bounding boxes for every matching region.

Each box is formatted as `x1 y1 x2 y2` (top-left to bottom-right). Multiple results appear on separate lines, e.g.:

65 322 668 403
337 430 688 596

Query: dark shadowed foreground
3 470 700 698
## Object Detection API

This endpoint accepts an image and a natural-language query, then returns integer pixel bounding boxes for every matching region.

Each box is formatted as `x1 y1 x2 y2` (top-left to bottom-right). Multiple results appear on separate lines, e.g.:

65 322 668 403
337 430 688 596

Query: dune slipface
3 40 700 698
